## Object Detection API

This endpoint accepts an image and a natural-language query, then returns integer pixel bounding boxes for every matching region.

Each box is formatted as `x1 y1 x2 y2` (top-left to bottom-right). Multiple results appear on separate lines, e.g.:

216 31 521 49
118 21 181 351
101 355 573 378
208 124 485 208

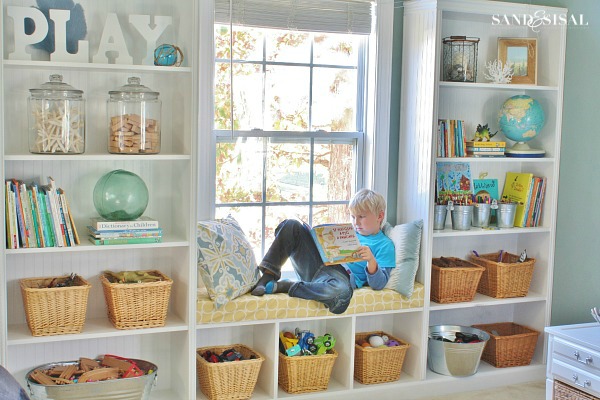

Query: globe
93 169 149 221
498 95 546 157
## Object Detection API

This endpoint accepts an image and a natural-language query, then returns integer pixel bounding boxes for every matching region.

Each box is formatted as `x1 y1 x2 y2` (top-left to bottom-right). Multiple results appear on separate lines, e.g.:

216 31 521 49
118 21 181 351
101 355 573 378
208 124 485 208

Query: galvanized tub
450 205 473 230
496 202 517 228
433 204 447 230
471 203 491 227
428 325 489 377
26 359 157 400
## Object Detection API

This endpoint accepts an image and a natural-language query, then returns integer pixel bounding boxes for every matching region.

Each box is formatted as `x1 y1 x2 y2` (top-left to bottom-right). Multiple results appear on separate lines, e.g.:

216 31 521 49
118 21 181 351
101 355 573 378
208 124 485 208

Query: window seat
196 282 424 324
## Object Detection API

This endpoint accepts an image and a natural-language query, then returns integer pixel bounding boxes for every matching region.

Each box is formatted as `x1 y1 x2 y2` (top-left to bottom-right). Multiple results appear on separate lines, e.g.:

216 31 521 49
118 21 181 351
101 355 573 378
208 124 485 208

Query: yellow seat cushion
196 282 424 324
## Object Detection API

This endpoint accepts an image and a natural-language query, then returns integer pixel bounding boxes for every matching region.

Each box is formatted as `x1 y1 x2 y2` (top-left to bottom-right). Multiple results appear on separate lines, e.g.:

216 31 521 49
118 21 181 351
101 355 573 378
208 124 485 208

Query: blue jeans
260 219 353 314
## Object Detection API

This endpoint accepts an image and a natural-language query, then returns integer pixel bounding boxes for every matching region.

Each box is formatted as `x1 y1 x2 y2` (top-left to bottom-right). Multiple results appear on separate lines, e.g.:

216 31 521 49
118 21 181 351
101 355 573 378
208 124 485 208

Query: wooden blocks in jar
109 114 160 154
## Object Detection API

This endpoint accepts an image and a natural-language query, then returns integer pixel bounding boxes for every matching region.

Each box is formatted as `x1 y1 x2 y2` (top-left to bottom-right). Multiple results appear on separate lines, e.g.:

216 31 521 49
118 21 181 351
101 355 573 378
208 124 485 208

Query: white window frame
197 0 394 220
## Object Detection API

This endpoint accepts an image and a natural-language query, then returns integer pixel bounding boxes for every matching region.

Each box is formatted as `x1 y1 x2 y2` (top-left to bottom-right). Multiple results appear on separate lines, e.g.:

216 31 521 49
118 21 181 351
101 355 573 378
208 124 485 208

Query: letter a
93 13 133 64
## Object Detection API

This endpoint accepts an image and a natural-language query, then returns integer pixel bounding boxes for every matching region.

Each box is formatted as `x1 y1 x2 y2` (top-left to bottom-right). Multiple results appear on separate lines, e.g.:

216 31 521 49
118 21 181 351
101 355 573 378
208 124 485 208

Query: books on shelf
435 161 473 204
501 172 547 227
4 177 80 249
88 216 162 245
437 119 467 157
310 223 362 265
88 236 163 246
466 141 506 157
89 216 159 231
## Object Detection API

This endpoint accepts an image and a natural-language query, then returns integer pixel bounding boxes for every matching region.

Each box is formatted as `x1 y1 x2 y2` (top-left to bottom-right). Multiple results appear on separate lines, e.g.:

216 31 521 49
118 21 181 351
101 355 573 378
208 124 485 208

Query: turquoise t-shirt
346 231 395 288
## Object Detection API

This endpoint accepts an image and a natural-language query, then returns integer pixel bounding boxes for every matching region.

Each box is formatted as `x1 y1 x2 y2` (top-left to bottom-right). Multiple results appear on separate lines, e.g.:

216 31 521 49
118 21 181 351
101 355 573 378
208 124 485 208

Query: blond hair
348 189 387 219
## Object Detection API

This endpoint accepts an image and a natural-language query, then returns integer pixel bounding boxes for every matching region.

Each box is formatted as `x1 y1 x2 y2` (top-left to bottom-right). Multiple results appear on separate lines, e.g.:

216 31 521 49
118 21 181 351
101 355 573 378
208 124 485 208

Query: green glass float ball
93 169 149 221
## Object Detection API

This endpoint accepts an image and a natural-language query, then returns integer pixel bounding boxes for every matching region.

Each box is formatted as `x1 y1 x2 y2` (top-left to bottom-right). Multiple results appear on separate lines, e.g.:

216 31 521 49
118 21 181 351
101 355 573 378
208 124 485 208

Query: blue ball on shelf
93 169 149 221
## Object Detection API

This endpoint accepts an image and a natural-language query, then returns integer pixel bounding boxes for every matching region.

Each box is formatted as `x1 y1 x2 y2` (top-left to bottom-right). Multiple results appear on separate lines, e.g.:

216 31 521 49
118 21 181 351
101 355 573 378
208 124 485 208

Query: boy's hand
356 246 375 262
356 246 378 274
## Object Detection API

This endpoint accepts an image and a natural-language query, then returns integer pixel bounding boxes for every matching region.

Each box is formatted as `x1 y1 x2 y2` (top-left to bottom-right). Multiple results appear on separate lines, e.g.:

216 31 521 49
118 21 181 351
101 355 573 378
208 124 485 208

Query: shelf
424 362 546 384
7 314 188 346
435 157 556 163
5 238 189 254
433 226 551 238
4 153 192 161
429 291 547 311
3 59 192 73
439 81 560 92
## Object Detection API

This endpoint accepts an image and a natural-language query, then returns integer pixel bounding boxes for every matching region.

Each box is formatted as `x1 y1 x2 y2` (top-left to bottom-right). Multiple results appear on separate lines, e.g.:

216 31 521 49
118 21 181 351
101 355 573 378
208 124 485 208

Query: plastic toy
314 333 336 355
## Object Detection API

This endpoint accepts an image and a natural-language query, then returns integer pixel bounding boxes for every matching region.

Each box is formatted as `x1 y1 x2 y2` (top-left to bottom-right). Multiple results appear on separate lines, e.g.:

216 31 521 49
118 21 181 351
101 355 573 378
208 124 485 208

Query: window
212 0 389 258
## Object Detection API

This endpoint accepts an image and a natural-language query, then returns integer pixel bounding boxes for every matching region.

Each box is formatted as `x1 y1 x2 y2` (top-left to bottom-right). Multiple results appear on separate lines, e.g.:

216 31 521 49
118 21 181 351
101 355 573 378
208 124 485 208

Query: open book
310 223 362 265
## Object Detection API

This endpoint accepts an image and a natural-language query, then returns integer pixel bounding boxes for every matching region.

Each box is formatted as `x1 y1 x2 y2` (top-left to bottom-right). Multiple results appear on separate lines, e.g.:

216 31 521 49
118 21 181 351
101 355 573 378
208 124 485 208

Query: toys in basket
469 250 535 298
26 354 157 400
431 257 485 303
196 344 264 400
472 322 540 367
20 273 91 336
100 269 172 329
278 328 338 394
354 331 410 384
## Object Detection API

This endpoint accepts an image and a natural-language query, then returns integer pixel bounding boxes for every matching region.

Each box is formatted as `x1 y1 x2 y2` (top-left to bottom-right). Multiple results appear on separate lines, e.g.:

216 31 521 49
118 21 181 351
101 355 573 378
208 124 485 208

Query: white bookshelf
396 0 566 395
0 0 198 398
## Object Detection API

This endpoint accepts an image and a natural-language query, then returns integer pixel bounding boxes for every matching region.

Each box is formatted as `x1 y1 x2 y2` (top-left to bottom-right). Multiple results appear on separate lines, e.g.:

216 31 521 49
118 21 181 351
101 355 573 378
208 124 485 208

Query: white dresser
546 323 600 399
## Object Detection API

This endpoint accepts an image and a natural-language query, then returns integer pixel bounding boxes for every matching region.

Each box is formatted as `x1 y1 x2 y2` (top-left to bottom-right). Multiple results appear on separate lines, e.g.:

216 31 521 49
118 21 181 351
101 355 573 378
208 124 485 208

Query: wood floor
422 381 546 400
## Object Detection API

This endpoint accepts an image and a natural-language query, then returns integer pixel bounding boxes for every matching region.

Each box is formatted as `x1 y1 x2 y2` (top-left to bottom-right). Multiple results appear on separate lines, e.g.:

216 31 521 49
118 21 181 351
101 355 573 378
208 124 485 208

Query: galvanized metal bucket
27 359 157 400
433 204 447 230
496 202 517 228
471 203 491 227
428 325 490 377
450 205 473 230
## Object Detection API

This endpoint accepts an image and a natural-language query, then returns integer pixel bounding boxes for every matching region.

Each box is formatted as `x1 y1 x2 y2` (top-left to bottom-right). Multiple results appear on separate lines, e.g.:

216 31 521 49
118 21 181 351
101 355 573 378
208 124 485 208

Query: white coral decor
484 59 514 84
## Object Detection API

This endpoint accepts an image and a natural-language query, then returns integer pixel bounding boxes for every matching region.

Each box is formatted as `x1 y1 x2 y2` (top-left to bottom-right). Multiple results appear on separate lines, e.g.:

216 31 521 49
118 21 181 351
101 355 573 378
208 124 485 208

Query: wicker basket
472 322 539 367
278 349 338 394
469 252 535 298
20 275 91 336
354 331 410 384
100 270 172 329
431 257 485 303
196 344 264 400
554 379 600 400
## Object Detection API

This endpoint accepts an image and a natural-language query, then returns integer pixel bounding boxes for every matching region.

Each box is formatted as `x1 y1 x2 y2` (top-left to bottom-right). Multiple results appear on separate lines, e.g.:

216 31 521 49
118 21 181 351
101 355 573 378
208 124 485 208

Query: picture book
435 161 473 204
501 172 534 227
310 223 362 265
473 178 499 204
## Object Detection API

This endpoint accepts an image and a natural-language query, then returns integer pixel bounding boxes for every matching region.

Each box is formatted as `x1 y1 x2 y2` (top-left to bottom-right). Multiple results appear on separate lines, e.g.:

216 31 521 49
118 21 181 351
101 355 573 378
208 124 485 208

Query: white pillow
383 220 423 298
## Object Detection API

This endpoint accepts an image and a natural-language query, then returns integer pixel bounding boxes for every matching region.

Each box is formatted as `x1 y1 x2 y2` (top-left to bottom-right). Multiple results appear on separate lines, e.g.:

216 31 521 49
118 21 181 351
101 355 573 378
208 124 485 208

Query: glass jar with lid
28 74 85 154
108 77 161 154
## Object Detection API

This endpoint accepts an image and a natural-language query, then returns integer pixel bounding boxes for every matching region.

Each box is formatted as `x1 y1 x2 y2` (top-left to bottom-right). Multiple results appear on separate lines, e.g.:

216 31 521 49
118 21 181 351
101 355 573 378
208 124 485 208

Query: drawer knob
572 373 591 388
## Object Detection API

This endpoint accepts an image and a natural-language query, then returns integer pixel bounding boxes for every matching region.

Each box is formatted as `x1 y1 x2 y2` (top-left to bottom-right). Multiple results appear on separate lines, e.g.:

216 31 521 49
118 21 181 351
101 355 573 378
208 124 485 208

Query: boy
251 189 395 314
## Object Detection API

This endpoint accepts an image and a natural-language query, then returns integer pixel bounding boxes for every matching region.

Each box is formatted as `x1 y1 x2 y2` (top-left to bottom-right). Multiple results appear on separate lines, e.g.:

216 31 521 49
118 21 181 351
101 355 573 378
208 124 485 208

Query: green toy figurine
473 124 497 141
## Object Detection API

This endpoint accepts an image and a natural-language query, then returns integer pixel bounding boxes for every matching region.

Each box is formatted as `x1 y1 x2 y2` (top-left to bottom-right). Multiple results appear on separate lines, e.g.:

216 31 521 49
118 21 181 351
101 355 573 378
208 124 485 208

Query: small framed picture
498 38 537 85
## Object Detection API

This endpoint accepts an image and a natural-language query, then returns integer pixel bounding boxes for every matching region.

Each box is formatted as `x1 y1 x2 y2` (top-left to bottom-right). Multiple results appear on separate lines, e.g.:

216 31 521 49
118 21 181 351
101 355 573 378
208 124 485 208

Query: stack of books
5 176 80 249
466 141 506 157
87 216 162 245
501 172 547 227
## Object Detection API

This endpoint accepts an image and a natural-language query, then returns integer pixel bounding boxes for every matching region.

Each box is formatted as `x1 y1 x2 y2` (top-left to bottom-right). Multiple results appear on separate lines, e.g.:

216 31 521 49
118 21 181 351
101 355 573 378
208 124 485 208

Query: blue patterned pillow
197 217 259 308
383 220 423 298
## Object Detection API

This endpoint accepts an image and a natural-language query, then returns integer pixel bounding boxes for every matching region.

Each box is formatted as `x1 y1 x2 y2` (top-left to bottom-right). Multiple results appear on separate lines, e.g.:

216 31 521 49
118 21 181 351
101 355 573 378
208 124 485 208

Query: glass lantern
442 36 480 82
107 77 161 154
